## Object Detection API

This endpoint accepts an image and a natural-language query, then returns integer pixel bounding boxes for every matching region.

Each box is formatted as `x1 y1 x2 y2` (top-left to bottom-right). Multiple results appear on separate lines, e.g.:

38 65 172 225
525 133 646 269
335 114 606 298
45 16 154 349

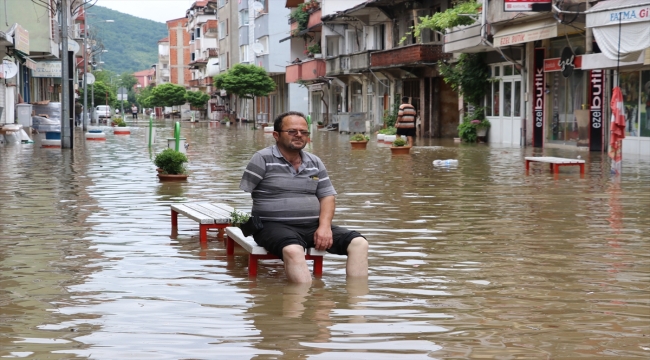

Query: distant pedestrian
395 96 416 147
131 104 138 119
74 101 83 126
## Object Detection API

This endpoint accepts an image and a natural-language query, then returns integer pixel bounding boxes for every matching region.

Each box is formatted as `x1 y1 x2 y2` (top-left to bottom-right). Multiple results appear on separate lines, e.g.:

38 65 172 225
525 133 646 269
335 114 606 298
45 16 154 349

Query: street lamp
83 12 114 131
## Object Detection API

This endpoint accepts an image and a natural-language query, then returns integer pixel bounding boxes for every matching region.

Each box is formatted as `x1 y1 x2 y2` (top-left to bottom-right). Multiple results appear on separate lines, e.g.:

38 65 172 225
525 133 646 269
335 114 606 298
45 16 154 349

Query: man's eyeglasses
278 129 311 136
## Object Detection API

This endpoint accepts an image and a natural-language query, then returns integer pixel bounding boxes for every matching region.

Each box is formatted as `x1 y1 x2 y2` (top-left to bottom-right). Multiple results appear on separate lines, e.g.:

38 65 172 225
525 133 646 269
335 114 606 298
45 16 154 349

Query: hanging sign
589 69 604 151
14 25 29 54
533 48 545 148
544 55 583 72
559 47 576 78
31 61 61 78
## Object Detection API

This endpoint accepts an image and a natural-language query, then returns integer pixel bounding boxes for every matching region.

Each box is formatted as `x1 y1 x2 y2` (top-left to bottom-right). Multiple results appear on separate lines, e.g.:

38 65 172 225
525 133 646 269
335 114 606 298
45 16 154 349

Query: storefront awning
493 18 583 47
585 0 650 61
581 49 647 70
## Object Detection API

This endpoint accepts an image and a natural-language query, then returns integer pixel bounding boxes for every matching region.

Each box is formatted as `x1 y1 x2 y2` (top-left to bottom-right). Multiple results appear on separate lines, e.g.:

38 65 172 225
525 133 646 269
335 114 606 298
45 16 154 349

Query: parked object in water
433 159 458 167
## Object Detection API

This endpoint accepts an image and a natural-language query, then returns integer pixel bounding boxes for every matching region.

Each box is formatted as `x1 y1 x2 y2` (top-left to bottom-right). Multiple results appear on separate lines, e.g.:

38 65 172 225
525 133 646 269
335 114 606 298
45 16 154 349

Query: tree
151 83 187 107
80 80 116 109
119 72 139 90
136 85 155 108
185 90 210 109
213 64 276 99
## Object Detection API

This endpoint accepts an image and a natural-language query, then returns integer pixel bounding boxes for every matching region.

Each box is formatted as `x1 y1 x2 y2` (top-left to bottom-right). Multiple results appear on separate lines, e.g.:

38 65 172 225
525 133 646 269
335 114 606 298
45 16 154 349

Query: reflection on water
1 122 649 359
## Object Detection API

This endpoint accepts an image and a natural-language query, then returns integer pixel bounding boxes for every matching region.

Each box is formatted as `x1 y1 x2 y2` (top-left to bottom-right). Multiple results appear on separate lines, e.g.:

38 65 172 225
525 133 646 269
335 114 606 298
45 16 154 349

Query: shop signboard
533 48 545 148
31 61 61 78
14 25 29 55
544 55 582 72
589 69 604 151
505 0 552 12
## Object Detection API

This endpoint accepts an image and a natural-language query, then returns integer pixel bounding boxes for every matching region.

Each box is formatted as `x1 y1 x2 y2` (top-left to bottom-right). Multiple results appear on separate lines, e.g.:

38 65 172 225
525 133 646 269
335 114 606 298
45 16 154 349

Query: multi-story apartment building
167 17 192 88
186 0 219 96
216 0 240 115
1 0 73 124
244 0 307 123
156 37 170 85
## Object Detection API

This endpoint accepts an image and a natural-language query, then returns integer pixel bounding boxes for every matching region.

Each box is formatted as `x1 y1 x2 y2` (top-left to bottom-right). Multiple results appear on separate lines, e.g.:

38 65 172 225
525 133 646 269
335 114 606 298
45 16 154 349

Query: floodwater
1 120 648 359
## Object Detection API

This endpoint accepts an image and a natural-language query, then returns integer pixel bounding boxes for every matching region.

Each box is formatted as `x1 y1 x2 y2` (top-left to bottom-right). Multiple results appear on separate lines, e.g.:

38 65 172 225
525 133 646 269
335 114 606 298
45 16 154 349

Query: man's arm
313 195 335 250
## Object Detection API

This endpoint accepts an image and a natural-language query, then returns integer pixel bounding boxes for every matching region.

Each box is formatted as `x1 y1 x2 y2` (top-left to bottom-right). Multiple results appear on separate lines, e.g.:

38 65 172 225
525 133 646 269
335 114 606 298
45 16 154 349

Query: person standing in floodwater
131 104 138 119
395 96 416 147
239 111 369 283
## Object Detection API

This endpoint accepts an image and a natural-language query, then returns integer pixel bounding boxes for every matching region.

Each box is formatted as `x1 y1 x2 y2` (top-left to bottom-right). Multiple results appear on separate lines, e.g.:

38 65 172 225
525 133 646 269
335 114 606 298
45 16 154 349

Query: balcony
370 44 451 69
203 76 213 86
444 24 492 53
326 51 371 76
204 20 218 38
189 79 201 87
207 48 218 57
286 63 301 83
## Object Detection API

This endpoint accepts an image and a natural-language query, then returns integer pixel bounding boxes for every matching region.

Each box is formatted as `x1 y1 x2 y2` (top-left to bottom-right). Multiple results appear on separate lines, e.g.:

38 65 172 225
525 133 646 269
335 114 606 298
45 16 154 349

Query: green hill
86 5 168 74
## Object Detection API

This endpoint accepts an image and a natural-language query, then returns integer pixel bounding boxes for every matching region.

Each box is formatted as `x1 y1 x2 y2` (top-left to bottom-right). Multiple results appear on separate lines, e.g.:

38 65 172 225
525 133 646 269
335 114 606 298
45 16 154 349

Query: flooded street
1 120 649 359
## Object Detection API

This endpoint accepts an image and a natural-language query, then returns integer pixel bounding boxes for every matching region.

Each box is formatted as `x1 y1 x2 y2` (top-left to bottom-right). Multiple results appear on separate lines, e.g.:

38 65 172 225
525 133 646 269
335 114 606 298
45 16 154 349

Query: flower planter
477 127 488 137
114 126 131 135
377 134 385 141
158 173 188 181
350 140 368 150
390 146 411 155
317 124 325 129
156 168 164 173
384 135 396 143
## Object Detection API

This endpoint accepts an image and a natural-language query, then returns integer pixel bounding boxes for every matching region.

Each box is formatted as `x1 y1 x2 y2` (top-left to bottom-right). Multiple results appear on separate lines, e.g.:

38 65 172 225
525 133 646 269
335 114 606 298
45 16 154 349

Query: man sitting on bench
240 111 369 283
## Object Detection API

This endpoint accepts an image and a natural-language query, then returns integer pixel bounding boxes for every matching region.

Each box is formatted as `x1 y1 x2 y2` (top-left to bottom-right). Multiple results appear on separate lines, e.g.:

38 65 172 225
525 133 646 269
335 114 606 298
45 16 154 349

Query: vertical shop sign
589 69 603 151
533 48 545 148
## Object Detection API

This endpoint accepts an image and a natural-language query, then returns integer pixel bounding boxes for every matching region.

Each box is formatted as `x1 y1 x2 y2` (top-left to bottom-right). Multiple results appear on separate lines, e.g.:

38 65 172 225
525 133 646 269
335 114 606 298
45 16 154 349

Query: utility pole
61 0 72 149
82 2 88 131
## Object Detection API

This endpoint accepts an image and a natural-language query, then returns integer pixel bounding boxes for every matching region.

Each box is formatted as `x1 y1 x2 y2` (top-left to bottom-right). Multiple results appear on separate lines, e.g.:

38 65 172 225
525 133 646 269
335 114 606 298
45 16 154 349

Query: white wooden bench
225 226 326 277
525 156 585 176
170 202 234 242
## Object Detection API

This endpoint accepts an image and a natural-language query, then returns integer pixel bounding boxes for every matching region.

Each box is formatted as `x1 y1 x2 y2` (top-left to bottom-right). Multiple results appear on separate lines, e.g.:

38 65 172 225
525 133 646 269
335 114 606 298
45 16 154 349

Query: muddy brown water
1 121 649 359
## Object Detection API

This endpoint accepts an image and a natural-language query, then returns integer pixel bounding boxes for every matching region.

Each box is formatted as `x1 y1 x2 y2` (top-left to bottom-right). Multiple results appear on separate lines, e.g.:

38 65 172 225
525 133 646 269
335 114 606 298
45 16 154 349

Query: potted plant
112 117 131 135
154 148 189 181
382 127 397 144
229 209 250 228
316 120 324 129
457 107 489 143
390 137 410 155
349 133 369 150
307 43 321 58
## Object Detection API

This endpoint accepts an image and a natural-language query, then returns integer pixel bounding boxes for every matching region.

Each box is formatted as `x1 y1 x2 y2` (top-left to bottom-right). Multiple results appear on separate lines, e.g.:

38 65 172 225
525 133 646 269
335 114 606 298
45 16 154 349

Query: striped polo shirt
239 145 337 224
397 104 416 128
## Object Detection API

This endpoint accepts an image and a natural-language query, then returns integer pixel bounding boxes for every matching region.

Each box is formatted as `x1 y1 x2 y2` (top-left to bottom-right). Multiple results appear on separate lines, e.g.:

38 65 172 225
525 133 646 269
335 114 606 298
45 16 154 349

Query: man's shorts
396 127 416 137
253 221 364 260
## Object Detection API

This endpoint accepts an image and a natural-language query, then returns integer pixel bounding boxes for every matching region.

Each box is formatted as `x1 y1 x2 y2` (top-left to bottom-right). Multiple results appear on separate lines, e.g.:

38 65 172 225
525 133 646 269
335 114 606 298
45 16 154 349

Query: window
218 20 227 39
374 24 385 50
254 0 268 16
240 9 249 26
258 36 269 55
218 0 227 8
190 32 194 43
240 45 249 63
351 81 362 112
195 27 201 39
191 52 196 62
345 30 358 54
219 53 227 71
326 36 339 57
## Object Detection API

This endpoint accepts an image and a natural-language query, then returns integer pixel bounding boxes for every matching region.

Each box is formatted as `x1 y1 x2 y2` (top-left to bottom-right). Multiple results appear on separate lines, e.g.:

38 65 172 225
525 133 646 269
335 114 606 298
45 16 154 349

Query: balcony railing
370 44 451 68
207 48 218 57
326 51 371 76
286 63 302 83
189 79 201 87
301 58 325 81
204 20 218 38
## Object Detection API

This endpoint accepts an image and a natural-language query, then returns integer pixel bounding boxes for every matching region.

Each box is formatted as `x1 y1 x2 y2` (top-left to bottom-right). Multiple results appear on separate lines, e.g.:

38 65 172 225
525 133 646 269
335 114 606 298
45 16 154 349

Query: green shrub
392 138 407 147
154 148 188 175
229 209 250 226
350 133 369 141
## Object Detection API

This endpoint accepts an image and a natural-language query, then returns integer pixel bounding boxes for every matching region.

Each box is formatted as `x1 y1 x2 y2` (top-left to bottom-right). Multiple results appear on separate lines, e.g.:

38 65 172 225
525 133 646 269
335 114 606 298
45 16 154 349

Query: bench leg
171 209 178 228
248 254 259 277
199 224 208 242
226 235 235 255
313 256 323 277
579 163 585 177
525 160 530 174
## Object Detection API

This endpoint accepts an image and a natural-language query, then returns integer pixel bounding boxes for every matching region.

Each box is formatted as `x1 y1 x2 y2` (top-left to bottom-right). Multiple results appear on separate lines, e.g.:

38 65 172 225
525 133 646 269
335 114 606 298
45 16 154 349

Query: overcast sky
96 0 195 23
